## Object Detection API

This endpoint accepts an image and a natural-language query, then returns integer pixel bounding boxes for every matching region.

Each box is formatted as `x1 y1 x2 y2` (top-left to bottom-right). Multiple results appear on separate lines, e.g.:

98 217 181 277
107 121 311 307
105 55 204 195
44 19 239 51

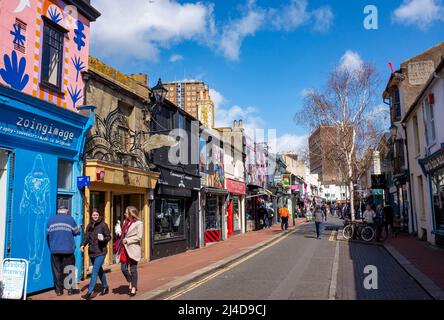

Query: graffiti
19 154 51 281
71 56 85 82
0 51 29 91
85 107 148 169
73 20 86 51
67 85 82 107
14 0 31 13
10 24 26 46
48 5 63 24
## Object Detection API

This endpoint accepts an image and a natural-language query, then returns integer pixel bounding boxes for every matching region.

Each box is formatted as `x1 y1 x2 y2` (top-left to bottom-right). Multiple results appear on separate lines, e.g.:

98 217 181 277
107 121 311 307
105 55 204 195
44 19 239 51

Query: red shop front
226 179 246 238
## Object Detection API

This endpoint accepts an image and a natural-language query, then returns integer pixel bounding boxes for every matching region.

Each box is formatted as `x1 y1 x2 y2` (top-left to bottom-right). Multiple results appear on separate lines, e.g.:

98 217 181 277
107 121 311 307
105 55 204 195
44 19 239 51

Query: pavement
29 219 306 300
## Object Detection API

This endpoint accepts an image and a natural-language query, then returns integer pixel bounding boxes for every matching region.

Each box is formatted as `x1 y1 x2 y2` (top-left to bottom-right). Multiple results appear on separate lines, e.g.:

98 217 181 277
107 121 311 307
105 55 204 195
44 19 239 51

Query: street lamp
151 78 168 105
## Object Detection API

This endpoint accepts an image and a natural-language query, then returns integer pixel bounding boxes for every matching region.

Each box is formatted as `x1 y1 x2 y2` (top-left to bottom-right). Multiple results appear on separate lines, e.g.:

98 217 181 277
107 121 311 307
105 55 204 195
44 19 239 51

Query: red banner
226 179 246 195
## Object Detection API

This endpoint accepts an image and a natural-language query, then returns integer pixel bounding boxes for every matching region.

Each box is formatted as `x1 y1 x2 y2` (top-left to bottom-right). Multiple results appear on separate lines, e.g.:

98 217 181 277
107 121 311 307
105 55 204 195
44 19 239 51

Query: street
169 218 431 300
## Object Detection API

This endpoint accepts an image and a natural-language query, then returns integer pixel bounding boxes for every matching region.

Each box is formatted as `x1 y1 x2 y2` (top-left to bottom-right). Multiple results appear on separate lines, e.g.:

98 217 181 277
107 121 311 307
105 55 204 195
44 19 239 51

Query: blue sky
90 0 444 152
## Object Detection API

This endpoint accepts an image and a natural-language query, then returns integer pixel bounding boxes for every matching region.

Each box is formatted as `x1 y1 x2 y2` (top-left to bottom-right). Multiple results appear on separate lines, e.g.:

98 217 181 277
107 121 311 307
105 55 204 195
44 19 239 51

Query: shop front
0 85 94 293
83 160 159 272
420 145 444 248
152 167 200 259
202 188 228 243
226 179 246 237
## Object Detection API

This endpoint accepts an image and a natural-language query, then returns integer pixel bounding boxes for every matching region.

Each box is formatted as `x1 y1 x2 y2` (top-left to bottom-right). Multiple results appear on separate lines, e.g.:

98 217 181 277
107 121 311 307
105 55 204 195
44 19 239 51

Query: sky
89 0 444 153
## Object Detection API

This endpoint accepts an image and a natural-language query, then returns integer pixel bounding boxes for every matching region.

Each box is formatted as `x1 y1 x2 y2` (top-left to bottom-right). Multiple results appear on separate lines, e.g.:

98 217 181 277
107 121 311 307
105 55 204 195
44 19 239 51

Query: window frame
40 16 68 93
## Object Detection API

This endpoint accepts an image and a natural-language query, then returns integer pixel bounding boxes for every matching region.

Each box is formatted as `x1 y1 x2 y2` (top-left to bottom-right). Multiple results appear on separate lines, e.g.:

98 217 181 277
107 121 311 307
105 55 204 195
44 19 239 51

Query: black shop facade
151 166 200 259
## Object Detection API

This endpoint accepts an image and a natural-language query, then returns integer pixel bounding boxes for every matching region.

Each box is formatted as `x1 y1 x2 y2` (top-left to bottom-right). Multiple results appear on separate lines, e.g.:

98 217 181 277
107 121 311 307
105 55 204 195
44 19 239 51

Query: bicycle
342 219 375 242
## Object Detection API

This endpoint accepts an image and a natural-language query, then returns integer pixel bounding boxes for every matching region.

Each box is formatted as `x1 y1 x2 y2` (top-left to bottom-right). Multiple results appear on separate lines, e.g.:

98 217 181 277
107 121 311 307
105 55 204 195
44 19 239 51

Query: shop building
199 128 228 245
403 58 444 248
217 121 246 238
151 96 200 259
0 0 100 293
82 57 159 272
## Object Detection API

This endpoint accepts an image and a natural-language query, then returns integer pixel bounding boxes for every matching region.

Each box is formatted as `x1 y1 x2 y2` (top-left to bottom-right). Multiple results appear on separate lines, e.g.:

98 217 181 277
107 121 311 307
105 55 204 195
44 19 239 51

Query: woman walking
114 206 143 297
80 210 111 300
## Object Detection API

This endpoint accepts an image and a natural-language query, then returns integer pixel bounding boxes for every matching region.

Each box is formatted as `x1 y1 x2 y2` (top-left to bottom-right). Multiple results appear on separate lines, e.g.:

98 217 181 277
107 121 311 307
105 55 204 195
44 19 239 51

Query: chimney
129 73 149 86
234 120 238 128
239 120 243 128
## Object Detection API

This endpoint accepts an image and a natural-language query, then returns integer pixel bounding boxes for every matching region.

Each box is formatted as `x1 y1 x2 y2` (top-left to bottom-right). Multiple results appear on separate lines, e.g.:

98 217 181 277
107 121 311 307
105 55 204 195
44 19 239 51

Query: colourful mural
199 137 225 189
0 0 92 111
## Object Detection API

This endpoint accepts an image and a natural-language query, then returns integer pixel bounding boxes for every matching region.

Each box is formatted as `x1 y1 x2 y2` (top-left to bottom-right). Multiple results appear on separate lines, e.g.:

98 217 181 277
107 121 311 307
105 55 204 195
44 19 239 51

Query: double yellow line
164 229 297 300
329 230 337 242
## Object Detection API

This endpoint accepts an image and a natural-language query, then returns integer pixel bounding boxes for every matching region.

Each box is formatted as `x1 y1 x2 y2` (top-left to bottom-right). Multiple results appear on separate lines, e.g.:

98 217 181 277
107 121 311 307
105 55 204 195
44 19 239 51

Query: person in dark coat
46 206 81 296
80 209 111 300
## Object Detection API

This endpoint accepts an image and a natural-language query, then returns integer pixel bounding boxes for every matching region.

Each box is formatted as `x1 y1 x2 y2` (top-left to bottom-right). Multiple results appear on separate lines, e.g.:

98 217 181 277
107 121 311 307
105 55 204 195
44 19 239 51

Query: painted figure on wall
19 154 51 281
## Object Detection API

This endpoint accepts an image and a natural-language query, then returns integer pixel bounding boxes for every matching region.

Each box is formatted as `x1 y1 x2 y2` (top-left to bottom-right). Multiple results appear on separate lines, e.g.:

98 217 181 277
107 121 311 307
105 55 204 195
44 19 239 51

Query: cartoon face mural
0 0 92 110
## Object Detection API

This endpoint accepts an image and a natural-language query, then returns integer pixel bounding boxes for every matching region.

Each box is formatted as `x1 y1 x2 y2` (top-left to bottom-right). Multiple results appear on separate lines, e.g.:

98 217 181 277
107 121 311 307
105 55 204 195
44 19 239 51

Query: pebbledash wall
0 0 100 294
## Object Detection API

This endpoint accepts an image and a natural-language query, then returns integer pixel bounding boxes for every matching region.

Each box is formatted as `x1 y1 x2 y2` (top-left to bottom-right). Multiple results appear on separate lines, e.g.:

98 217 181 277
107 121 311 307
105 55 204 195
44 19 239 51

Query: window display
432 169 444 232
205 195 221 231
154 198 185 241
233 197 241 232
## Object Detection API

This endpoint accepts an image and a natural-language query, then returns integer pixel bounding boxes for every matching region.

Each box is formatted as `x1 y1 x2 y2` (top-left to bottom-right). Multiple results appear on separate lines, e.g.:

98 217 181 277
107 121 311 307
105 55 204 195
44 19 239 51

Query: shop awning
203 187 229 195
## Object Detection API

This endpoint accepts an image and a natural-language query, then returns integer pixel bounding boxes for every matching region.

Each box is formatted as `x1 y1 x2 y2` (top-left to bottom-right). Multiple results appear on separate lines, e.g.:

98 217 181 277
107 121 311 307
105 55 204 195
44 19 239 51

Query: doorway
0 150 10 276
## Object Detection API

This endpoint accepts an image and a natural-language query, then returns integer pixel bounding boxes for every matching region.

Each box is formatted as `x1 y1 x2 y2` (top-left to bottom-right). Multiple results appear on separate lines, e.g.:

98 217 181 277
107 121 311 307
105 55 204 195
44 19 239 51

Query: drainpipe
402 123 417 235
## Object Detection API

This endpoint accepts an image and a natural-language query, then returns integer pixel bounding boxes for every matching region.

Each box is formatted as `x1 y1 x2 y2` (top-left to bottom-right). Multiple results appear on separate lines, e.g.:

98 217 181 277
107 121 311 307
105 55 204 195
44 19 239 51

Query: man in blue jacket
46 206 81 296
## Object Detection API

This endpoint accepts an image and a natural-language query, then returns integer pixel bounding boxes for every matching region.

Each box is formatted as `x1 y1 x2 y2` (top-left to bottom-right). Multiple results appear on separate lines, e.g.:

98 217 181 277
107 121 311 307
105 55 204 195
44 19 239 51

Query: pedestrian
46 206 81 296
383 204 397 236
114 206 143 297
278 204 290 230
363 204 376 228
314 205 326 239
375 204 384 242
267 202 275 228
258 203 269 229
80 209 111 300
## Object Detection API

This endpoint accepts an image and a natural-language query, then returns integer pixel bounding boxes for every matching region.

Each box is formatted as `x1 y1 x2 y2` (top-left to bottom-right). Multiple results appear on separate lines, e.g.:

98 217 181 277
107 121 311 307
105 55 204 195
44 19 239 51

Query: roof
66 0 101 21
402 58 444 123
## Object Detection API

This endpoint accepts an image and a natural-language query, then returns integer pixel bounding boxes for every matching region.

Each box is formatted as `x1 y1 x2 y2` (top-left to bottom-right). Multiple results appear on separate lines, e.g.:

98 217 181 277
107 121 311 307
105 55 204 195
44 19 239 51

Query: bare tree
296 63 383 219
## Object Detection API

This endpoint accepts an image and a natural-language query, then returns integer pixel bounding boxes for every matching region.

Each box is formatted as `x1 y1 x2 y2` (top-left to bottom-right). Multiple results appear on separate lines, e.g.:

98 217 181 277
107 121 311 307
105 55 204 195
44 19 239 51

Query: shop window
205 195 221 231
57 159 72 190
41 19 65 91
232 197 241 232
57 195 72 213
154 198 185 241
90 192 105 217
432 169 444 232
423 99 436 146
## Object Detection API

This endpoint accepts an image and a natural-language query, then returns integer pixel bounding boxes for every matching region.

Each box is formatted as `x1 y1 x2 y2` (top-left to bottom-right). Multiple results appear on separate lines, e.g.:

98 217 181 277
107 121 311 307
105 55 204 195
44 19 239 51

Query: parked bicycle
342 219 376 242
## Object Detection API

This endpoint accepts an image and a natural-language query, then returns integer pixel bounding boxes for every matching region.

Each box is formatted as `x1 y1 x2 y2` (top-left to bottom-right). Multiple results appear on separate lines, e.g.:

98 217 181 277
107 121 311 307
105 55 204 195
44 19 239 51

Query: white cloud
90 0 215 61
169 54 184 62
393 0 444 29
209 88 225 110
218 8 265 61
339 50 364 73
91 0 334 62
312 6 334 33
269 0 310 31
273 134 308 153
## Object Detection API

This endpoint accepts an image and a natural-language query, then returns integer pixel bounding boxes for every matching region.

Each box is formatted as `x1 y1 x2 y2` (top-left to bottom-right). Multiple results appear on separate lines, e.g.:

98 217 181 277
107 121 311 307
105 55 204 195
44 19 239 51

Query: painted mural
199 137 225 189
0 0 91 110
11 149 57 293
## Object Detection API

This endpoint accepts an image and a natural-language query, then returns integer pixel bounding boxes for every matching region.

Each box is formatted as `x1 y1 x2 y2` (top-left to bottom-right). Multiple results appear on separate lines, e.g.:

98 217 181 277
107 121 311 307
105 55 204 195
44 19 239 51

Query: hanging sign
1 259 29 300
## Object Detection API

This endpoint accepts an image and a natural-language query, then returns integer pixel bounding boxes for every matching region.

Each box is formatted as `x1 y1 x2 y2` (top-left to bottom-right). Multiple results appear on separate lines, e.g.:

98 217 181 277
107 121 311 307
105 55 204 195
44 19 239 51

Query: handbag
113 220 132 255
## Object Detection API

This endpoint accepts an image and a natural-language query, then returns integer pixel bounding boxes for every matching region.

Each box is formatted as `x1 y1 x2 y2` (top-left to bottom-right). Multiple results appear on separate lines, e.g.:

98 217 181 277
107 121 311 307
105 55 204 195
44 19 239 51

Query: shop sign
421 146 444 174
226 179 246 195
0 107 80 150
158 168 200 190
408 60 435 85
1 259 29 300
291 185 299 191
282 174 291 189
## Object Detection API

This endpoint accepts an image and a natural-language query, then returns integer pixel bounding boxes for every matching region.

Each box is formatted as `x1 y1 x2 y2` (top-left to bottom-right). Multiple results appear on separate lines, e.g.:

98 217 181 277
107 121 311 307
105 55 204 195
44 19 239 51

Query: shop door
227 199 233 238
0 150 10 270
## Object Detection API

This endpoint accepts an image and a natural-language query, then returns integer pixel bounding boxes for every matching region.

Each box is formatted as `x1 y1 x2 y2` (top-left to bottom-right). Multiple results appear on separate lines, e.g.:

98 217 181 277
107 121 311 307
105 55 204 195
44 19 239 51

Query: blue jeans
315 221 323 238
88 255 108 293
